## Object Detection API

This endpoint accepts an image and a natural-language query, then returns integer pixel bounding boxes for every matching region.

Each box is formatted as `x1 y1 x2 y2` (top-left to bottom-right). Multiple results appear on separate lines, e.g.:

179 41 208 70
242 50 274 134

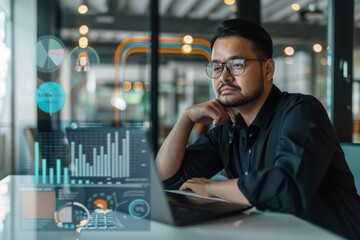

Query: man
156 19 360 238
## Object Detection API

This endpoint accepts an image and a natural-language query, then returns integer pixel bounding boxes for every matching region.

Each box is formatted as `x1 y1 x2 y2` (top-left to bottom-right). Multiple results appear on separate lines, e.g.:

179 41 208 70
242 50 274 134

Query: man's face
211 36 265 107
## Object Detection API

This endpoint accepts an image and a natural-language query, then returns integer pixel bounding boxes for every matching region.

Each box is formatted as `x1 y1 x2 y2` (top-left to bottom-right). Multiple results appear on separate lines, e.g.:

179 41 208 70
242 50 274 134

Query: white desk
0 176 341 240
78 211 342 240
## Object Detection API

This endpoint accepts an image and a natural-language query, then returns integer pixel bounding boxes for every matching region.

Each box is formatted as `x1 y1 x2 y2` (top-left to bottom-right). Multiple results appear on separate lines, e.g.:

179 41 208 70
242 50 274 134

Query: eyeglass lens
206 58 246 78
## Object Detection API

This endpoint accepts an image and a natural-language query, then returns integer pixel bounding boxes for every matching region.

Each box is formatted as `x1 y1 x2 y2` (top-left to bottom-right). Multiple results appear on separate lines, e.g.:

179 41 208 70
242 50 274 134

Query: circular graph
35 81 66 115
54 201 90 230
128 199 150 219
36 35 65 72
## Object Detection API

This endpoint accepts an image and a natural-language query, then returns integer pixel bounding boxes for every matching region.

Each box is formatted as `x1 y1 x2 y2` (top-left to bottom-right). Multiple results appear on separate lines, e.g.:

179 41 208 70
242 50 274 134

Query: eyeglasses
205 58 266 78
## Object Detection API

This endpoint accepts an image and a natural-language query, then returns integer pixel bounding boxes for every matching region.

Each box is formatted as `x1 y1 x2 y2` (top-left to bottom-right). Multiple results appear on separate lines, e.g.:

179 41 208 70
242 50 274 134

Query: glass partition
0 5 13 178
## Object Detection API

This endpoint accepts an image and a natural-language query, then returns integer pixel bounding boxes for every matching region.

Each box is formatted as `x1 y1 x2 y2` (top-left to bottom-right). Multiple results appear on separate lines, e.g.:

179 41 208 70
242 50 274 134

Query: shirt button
248 149 252 155
245 171 248 175
249 133 253 137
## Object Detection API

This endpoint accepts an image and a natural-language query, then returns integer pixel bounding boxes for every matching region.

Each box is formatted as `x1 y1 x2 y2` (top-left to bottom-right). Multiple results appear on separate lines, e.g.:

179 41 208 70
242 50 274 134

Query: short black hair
210 19 273 59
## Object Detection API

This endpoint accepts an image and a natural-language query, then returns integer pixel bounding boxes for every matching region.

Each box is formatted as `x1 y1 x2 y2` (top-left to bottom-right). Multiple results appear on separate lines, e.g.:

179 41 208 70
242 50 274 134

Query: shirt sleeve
238 96 337 214
162 127 225 188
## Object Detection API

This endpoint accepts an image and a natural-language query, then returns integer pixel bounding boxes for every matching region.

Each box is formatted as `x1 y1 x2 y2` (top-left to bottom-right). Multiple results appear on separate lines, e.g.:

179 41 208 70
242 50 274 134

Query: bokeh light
291 3 301 11
133 81 143 92
284 46 295 56
182 35 193 44
78 5 88 14
79 36 88 48
79 25 89 35
123 81 132 92
181 44 192 54
224 0 236 6
313 43 323 53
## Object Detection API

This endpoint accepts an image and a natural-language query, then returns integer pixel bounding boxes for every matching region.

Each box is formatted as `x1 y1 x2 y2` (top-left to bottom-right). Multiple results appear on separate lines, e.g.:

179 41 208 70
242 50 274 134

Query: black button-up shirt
164 85 360 239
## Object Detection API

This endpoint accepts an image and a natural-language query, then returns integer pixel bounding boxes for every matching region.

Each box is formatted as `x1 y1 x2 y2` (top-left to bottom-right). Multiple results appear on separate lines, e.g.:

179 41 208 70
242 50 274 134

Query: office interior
0 0 359 177
0 0 359 238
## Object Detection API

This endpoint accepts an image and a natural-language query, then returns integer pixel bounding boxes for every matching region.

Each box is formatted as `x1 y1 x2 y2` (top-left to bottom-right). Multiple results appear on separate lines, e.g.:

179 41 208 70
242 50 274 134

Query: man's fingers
179 183 189 191
213 99 237 124
207 102 231 125
186 99 237 126
180 181 196 191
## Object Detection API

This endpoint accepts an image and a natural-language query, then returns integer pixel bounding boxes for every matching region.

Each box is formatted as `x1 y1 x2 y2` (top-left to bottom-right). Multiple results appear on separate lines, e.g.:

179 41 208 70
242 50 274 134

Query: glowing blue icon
128 199 150 219
35 81 66 115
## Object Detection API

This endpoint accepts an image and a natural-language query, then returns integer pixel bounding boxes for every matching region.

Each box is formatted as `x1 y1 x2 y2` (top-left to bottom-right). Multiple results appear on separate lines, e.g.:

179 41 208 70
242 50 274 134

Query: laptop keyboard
82 209 117 230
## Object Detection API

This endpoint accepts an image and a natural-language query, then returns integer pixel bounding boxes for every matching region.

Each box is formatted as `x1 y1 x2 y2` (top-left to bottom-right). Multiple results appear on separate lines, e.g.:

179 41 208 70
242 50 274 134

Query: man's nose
219 65 233 82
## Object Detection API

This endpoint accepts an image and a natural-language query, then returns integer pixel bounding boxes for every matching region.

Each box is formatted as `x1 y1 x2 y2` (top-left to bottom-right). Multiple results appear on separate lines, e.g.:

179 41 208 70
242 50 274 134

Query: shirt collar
252 84 283 129
232 84 283 129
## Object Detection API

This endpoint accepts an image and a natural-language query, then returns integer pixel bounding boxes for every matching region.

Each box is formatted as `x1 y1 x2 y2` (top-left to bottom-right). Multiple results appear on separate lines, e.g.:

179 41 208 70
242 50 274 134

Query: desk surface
0 176 341 240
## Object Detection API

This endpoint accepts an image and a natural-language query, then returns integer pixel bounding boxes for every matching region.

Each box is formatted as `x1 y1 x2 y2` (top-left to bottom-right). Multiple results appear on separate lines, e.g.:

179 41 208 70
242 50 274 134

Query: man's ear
264 59 275 81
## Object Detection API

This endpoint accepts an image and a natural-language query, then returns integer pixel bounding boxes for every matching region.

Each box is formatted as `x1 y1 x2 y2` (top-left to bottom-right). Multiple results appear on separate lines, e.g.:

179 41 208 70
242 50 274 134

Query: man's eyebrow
210 55 246 63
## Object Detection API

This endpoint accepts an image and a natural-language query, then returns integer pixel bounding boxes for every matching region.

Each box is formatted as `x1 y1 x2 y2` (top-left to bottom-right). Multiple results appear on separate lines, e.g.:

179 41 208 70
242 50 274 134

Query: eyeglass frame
205 58 267 79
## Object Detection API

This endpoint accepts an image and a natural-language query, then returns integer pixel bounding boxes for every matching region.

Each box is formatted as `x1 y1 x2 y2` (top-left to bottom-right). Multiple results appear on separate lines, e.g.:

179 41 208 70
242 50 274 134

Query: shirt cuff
162 169 185 190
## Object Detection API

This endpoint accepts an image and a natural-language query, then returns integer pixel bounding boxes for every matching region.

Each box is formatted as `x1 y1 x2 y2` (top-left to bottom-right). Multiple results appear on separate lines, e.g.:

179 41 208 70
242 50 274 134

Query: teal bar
78 180 83 184
85 180 90 184
49 168 54 184
42 159 47 184
71 179 75 184
64 167 69 184
56 159 61 184
35 142 39 184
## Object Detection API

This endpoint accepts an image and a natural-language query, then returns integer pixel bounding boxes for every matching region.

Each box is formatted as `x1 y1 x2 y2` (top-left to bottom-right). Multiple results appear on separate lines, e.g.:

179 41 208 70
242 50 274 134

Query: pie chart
36 35 65 72
35 81 66 115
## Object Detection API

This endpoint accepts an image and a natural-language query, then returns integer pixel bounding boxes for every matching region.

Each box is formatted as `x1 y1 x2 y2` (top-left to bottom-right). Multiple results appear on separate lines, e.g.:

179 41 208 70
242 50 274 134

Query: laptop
149 158 252 226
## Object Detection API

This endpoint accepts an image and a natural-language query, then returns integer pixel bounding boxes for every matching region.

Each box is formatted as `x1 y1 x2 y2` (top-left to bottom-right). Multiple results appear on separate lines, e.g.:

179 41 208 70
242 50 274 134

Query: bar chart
34 128 150 185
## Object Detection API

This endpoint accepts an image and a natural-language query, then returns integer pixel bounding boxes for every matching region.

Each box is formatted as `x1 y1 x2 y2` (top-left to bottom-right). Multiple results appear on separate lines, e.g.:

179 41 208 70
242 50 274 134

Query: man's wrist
180 111 195 126
205 180 219 198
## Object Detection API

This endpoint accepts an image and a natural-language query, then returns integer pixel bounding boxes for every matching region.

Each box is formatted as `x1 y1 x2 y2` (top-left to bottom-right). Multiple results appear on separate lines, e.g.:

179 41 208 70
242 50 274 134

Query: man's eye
232 63 244 69
213 65 222 72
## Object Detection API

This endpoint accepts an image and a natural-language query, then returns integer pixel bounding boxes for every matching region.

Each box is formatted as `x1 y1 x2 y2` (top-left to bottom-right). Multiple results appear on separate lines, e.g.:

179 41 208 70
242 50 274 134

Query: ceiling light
79 25 89 35
78 36 88 48
123 81 132 92
182 35 193 44
313 43 323 53
181 44 192 54
291 3 301 11
224 0 236 6
284 46 295 56
133 82 143 92
78 5 88 14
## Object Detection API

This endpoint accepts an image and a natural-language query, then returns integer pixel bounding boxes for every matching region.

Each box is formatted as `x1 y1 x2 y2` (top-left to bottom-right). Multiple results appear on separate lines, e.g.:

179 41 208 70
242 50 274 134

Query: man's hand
180 178 215 197
185 99 237 126
179 178 251 205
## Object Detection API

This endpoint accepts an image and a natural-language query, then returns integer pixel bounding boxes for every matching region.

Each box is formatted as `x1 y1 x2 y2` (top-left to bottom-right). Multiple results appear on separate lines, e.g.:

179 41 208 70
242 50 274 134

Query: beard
218 78 264 107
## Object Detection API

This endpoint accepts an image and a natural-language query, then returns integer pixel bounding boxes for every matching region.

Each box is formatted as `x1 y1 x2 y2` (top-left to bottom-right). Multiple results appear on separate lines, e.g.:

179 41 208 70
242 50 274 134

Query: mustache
219 83 241 92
